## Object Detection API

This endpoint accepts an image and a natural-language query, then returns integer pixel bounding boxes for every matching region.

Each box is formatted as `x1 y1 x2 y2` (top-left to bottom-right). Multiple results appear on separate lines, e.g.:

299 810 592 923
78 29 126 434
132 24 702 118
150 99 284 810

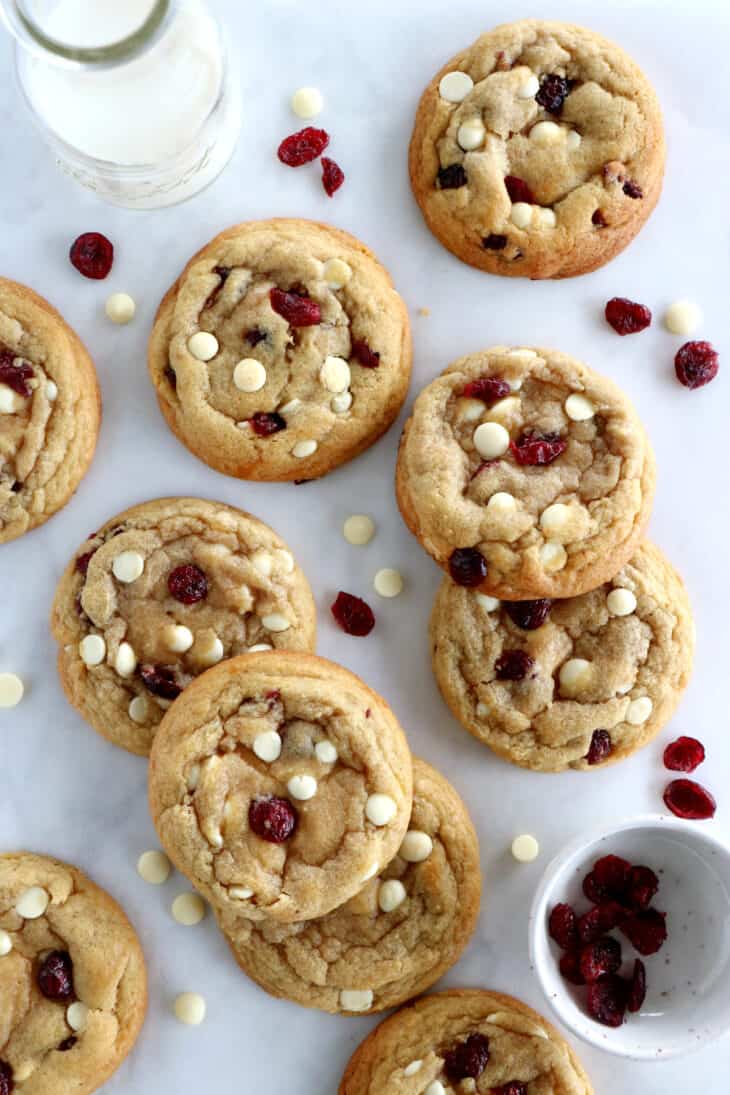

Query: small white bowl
529 814 730 1060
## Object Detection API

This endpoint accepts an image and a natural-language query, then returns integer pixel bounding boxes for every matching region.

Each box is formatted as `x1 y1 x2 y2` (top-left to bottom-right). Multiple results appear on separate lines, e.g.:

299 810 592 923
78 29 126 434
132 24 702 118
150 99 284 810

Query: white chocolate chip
374 568 404 598
172 893 207 926
473 421 510 459
626 696 653 725
115 641 137 678
566 129 582 151
607 587 637 616
378 879 407 912
343 514 375 546
15 887 49 919
279 398 302 416
323 258 352 289
510 202 533 229
46 381 58 401
456 397 487 423
12 1063 34 1083
425 1084 446 1095
506 348 537 361
287 774 318 801
361 862 379 883
457 118 485 151
475 592 500 612
487 396 521 422
248 643 273 652
339 989 373 1012
261 613 290 633
530 120 563 144
559 657 593 696
292 439 318 459
512 834 540 862
66 1002 89 1032
0 930 12 956
0 673 24 708
539 503 571 536
251 550 273 576
438 70 473 102
105 292 136 324
536 207 556 229
194 633 224 667
399 829 433 862
276 550 295 573
320 355 351 393
331 391 353 413
291 85 323 118
253 730 282 763
565 393 595 421
540 541 567 572
517 73 540 98
233 358 267 392
664 299 702 336
229 886 254 900
112 550 144 583
129 695 149 724
186 764 200 791
79 634 106 666
365 793 397 826
174 992 206 1025
137 850 171 885
315 740 338 764
486 491 516 513
0 384 25 414
164 624 194 653
187 331 218 361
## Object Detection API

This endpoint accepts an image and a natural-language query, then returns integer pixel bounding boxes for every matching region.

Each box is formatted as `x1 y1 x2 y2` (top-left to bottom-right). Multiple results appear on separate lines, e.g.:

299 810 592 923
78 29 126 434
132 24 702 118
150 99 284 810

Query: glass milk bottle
0 0 240 208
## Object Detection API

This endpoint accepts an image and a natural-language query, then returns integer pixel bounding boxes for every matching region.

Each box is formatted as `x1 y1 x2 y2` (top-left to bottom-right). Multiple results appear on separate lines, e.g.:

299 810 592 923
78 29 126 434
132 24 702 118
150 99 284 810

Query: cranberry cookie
148 219 412 481
0 278 100 544
409 20 664 279
216 758 480 1014
0 853 146 1094
431 542 694 772
148 652 413 923
51 497 316 757
340 988 593 1094
396 346 656 599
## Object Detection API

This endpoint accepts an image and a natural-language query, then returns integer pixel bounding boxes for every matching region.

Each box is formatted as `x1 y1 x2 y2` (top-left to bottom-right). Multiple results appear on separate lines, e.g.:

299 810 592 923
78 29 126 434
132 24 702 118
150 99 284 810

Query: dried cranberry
331 591 375 637
604 297 652 336
168 564 208 605
674 341 719 390
625 865 659 911
535 74 571 114
559 949 585 985
269 287 321 327
246 328 267 347
277 126 329 166
494 1085 527 1095
495 650 535 681
587 975 628 1027
0 1062 12 1095
437 164 467 189
57 1036 77 1052
75 549 97 576
140 665 182 701
351 339 380 368
579 936 622 983
621 908 667 955
38 950 74 1001
510 431 566 466
627 959 647 1013
548 902 578 950
461 376 510 402
249 411 286 436
586 855 631 900
69 232 114 279
503 599 552 630
505 176 535 204
164 366 177 388
578 901 626 943
483 234 508 250
623 180 643 199
0 350 33 396
663 778 716 820
585 729 613 765
448 547 487 587
663 736 706 773
321 156 345 196
443 1033 490 1081
592 209 607 227
248 796 298 842
203 266 231 310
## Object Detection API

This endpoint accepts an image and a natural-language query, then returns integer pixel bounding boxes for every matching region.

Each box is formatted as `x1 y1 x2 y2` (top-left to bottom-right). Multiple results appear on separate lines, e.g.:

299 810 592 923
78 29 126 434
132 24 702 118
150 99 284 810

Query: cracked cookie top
0 278 100 544
51 497 316 757
0 853 146 1095
431 542 694 772
339 989 593 1094
216 758 480 1014
409 20 664 279
148 219 412 481
148 652 413 923
396 346 656 599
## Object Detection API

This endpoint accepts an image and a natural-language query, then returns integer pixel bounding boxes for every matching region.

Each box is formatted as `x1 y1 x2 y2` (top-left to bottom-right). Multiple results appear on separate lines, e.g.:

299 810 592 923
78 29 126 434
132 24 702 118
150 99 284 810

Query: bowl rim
528 812 730 1061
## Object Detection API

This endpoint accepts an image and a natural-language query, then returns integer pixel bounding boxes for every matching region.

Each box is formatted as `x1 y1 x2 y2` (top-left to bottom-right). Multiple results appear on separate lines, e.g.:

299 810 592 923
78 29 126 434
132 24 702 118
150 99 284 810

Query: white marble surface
1 0 730 1091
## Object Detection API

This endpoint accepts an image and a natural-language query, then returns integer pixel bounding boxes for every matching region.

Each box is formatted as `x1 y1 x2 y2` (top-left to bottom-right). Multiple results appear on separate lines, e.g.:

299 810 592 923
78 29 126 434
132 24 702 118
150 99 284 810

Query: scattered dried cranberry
164 366 177 388
535 74 571 114
620 908 667 955
585 855 632 901
623 179 643 199
437 164 467 189
604 297 652 336
663 778 716 820
75 549 97 576
38 950 74 1001
443 1033 490 1081
663 736 705 773
331 591 375 636
140 665 182 701
627 959 647 1013
674 341 719 390
351 339 380 368
57 1036 77 1052
549 902 578 949
625 865 659 911
587 974 628 1027
277 126 329 166
559 949 585 985
321 156 345 196
269 287 321 327
168 564 208 605
69 232 114 279
504 176 535 204
585 729 613 765
510 432 566 466
448 547 487 587
483 234 508 250
203 266 230 309
462 376 510 402
245 328 267 347
0 350 33 396
248 796 298 843
592 209 607 227
494 1085 527 1095
578 901 627 944
495 649 535 681
0 1062 12 1095
579 936 622 983
249 411 286 436
503 599 552 630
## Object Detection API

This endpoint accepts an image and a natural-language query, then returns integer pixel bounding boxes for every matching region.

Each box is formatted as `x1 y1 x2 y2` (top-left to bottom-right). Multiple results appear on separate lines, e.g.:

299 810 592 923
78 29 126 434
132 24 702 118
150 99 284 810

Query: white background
2 0 730 1091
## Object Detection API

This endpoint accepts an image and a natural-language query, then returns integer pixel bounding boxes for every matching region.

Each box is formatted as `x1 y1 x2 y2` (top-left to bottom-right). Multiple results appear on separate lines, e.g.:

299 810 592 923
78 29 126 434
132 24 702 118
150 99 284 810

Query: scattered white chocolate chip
291 85 323 119
457 118 485 151
566 129 582 151
323 258 352 289
261 613 290 632
374 568 404 598
404 1061 423 1078
425 1084 446 1095
129 695 149 724
506 348 537 362
339 989 373 1012
164 624 194 654
320 355 351 393
607 587 637 617
365 793 397 826
512 834 540 862
540 541 567 572
0 673 24 708
186 764 200 791
517 73 540 98
288 774 318 801
474 421 510 459
331 391 353 413
277 550 294 573
559 658 593 696
486 491 516 513
457 397 487 423
664 299 702 336
248 643 273 652
475 592 500 611
172 893 207 926
233 358 266 393
539 503 571 536
229 886 253 900
399 829 433 862
112 550 144 583
510 202 533 229
438 70 473 102
187 331 219 361
115 641 137 678
195 633 224 667
250 550 273 577
315 740 338 764
15 887 49 919
253 730 282 763
174 992 206 1025
487 396 521 422
66 1002 89 1032
361 862 379 883
46 381 58 402
279 398 302 416
0 930 12 956
105 292 136 325
137 850 171 885
0 384 25 414
626 696 653 725
378 879 407 912
79 634 106 666
565 393 595 421
530 120 563 145
343 514 375 546
536 207 557 229
292 439 318 459
12 1063 33 1083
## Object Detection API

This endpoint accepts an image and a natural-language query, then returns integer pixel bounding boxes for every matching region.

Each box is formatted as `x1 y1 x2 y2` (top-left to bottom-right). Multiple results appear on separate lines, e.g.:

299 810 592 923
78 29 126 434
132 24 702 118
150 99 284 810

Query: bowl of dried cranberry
529 815 730 1059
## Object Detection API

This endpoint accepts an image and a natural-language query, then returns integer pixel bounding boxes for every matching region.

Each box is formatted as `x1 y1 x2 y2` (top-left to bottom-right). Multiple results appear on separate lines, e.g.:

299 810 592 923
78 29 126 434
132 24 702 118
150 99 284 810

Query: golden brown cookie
339 988 593 1093
0 278 100 544
148 652 413 923
430 541 694 772
50 497 316 757
396 346 656 599
0 853 146 1095
409 19 665 279
216 758 480 1014
148 218 412 481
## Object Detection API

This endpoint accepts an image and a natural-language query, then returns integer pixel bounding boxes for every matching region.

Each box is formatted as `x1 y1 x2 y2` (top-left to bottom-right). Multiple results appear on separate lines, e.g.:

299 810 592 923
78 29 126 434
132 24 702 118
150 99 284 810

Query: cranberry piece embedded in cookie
0 350 33 396
269 288 321 327
168 564 208 605
585 728 613 765
437 164 468 189
249 412 287 436
663 736 706 773
663 777 716 820
578 901 627 943
57 1036 78 1052
75 549 97 576
549 902 578 949
494 1084 527 1095
504 175 535 204
0 1061 12 1095
245 327 267 347
503 599 552 630
38 949 74 1001
535 74 571 114
69 232 114 279
277 126 330 166
579 936 622 983
674 341 719 390
443 1032 490 1081
331 591 375 636
140 664 182 701
587 974 628 1027
248 795 298 843
625 865 659 911
559 949 585 985
592 209 608 227
448 547 487 587
482 233 508 250
605 297 652 336
164 366 177 388
321 156 345 196
620 908 667 955
494 650 535 681
509 431 566 466
351 339 380 368
627 958 647 1013
461 376 510 402
623 179 643 199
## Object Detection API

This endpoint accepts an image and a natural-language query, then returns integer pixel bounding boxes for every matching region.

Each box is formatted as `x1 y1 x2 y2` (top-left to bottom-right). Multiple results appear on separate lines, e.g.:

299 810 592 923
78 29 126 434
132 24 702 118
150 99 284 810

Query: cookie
50 497 316 757
409 19 664 279
339 988 593 1094
396 346 656 599
148 652 413 923
431 542 694 772
216 757 480 1014
0 278 100 544
0 853 146 1095
148 218 412 481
